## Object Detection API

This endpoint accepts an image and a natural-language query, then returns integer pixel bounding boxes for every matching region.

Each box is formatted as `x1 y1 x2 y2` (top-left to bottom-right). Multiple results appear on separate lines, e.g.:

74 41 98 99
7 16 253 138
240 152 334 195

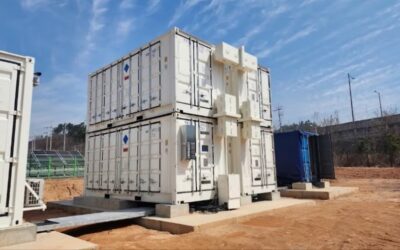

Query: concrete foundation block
240 196 253 206
0 223 36 247
258 191 281 201
155 203 189 218
292 182 313 190
319 181 330 188
73 196 137 211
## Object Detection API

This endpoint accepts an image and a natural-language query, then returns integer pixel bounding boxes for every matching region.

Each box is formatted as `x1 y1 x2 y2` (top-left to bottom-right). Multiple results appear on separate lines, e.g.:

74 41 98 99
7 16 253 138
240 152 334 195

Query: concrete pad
240 196 252 206
258 191 281 201
74 196 137 211
0 231 97 250
156 203 189 218
292 182 313 190
136 198 315 234
0 223 36 247
280 186 359 200
47 200 103 214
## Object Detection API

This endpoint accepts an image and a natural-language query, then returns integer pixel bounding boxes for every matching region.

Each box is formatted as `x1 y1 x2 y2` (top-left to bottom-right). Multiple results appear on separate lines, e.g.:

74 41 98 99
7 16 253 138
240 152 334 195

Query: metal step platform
36 207 154 232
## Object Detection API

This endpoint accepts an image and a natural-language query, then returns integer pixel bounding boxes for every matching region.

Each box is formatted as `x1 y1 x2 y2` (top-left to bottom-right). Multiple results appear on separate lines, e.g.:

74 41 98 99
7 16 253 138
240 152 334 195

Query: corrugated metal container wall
87 29 271 131
85 113 224 204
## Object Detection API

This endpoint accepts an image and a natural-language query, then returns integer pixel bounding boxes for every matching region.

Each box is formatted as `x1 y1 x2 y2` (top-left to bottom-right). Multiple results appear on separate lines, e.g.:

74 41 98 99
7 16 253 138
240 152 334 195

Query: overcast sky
1 0 399 135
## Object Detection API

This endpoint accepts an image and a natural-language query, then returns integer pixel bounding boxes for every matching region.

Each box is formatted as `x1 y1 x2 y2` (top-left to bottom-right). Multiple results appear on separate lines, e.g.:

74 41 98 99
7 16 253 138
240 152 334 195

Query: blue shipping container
274 130 317 186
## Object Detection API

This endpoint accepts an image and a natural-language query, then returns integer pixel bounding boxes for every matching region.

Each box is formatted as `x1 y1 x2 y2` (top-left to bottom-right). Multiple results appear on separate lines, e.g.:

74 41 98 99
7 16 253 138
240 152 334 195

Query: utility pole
45 132 48 151
45 126 53 151
374 90 383 117
347 73 355 122
63 123 66 151
273 105 284 132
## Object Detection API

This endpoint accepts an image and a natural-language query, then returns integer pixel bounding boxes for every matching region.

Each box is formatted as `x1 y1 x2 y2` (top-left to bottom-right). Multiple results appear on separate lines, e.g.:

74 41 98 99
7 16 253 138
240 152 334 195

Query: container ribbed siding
85 28 276 204
85 113 220 204
87 28 272 131
84 113 276 204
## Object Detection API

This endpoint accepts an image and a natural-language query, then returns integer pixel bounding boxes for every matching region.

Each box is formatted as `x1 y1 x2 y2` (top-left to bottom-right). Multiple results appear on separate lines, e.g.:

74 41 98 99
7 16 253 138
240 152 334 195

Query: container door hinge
9 110 22 117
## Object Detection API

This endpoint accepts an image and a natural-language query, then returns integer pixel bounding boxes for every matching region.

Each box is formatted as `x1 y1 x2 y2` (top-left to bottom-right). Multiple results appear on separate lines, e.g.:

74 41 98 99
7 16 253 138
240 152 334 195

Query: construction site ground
24 167 400 249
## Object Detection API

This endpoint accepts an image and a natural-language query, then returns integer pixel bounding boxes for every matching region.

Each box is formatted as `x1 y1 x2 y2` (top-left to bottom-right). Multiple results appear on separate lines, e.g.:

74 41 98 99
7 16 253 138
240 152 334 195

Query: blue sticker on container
123 135 129 144
124 64 129 73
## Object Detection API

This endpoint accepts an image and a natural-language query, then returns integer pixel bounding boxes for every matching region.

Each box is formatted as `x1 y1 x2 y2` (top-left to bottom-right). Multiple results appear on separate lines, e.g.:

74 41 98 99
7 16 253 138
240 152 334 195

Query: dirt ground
28 168 400 249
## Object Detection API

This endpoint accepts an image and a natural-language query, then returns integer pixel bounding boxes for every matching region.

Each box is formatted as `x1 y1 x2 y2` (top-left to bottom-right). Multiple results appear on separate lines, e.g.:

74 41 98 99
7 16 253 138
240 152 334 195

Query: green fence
27 150 85 178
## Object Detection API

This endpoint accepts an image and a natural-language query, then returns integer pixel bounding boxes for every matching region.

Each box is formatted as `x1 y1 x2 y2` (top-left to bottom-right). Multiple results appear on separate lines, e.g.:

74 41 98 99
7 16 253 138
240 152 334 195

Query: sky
0 0 399 135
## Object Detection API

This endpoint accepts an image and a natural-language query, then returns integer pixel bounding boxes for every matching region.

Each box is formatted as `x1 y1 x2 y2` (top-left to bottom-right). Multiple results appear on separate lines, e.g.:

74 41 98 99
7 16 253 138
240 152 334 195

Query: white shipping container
87 28 272 131
0 51 35 228
85 113 230 204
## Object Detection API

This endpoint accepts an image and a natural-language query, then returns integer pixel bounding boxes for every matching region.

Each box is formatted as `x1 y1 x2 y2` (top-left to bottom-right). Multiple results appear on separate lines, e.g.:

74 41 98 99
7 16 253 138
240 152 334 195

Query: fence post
74 156 77 177
48 156 52 178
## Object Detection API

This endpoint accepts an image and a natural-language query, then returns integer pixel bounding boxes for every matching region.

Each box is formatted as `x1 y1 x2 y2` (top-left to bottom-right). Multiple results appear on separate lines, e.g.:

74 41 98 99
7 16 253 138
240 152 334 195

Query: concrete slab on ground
136 198 315 234
0 231 97 250
0 223 36 247
280 186 359 200
37 207 155 232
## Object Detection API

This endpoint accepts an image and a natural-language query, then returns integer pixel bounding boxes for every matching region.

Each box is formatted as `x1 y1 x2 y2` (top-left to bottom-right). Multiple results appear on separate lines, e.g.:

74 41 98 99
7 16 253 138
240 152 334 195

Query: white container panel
141 48 151 111
259 68 271 121
93 135 101 189
103 68 111 121
130 54 139 114
120 128 130 192
95 73 103 123
150 43 161 108
101 133 109 190
196 42 213 108
121 59 131 117
108 132 117 191
175 35 192 106
128 127 139 191
89 76 96 124
198 122 214 190
110 65 118 120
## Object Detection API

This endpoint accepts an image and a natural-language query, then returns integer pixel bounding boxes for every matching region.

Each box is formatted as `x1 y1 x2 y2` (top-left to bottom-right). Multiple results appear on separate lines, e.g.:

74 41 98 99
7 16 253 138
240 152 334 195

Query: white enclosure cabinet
0 51 35 228
85 113 226 204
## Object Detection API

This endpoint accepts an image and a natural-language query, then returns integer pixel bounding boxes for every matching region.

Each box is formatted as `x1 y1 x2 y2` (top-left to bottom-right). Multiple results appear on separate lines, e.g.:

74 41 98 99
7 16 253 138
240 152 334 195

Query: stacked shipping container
85 28 276 205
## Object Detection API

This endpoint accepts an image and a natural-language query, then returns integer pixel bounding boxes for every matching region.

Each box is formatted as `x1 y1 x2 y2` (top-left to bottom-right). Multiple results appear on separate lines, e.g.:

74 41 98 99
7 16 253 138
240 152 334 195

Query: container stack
85 28 276 206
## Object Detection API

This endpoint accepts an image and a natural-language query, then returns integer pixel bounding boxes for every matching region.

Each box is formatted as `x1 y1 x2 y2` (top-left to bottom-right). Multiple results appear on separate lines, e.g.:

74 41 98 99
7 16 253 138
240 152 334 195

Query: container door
149 123 161 192
85 136 95 189
130 54 139 114
100 133 109 190
103 68 111 121
0 61 19 214
262 131 276 186
317 134 335 179
250 138 263 186
196 43 212 108
95 73 103 123
128 127 139 191
176 119 196 193
108 132 117 191
120 128 130 192
247 71 259 103
175 35 193 105
198 122 214 190
121 59 131 117
141 48 151 111
110 65 118 120
150 43 161 108
259 69 271 120
93 135 101 189
89 76 97 124
139 125 150 192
